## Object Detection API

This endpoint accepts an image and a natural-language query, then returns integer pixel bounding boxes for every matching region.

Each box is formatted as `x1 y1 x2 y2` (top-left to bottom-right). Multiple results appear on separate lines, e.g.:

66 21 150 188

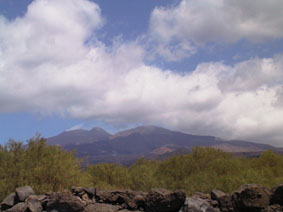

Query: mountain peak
89 127 112 137
112 125 171 138
47 127 111 146
90 127 109 132
133 125 171 133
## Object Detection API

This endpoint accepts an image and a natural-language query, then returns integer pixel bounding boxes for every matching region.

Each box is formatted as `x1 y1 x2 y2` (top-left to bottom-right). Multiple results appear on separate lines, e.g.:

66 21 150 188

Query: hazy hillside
47 125 275 164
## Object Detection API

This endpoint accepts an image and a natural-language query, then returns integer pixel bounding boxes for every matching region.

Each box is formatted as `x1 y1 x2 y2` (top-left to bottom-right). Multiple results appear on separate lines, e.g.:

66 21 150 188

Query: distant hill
47 125 276 165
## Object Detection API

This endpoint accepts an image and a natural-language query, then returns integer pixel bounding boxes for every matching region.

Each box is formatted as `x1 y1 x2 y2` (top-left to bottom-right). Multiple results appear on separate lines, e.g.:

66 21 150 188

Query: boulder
232 184 271 212
16 186 35 202
270 184 283 205
83 188 96 199
95 189 145 210
180 197 218 212
27 199 42 212
119 210 143 212
211 190 226 201
193 192 218 208
261 204 283 212
71 187 95 203
134 193 147 209
194 192 211 200
45 192 86 212
25 195 46 203
72 187 85 197
5 202 27 212
1 193 16 211
211 190 233 212
145 189 186 212
83 203 121 212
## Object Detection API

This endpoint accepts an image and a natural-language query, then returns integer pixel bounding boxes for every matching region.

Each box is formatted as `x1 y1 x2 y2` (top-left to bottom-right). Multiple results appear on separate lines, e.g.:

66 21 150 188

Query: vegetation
1 136 283 201
87 147 283 195
0 135 90 201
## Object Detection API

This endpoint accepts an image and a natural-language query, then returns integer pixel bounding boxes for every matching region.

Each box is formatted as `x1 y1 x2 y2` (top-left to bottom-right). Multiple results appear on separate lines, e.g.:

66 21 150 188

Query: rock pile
0 186 185 212
1 184 283 212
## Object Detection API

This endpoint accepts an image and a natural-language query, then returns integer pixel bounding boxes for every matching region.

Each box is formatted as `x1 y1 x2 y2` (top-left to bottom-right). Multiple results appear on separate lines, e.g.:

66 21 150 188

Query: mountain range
47 125 277 165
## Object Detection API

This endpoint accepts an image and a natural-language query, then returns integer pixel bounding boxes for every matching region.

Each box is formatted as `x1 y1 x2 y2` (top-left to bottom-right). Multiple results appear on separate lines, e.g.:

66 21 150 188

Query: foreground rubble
1 184 283 212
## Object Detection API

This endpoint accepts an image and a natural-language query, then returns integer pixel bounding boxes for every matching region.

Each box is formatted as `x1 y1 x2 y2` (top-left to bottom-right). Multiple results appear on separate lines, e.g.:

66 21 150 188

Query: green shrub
0 135 89 200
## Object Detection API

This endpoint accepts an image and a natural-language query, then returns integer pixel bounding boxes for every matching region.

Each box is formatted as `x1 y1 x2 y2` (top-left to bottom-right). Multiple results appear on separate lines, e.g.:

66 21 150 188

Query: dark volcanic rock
270 184 283 205
71 187 95 201
45 192 86 212
1 193 16 210
194 192 211 200
16 186 34 202
232 184 271 212
72 187 85 195
83 203 142 212
82 188 96 199
5 202 27 212
211 190 226 201
261 204 283 212
25 195 46 203
145 189 186 212
83 203 121 212
211 189 233 212
27 199 42 212
95 189 145 210
180 197 218 212
193 192 218 208
6 184 283 212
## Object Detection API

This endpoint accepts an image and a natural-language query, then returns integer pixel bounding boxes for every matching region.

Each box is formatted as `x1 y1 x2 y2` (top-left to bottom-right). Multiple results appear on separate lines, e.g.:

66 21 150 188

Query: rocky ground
1 184 283 212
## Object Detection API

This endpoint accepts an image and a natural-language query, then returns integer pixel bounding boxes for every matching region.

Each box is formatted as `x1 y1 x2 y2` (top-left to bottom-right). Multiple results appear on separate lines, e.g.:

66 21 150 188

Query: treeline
1 136 283 201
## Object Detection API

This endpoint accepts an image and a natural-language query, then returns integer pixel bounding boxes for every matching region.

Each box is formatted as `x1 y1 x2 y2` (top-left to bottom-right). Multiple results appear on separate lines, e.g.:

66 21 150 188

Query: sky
0 0 282 146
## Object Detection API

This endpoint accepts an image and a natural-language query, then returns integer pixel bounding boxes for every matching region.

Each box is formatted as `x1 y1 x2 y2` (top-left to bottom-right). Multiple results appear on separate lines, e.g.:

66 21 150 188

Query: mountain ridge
47 127 111 146
46 125 276 165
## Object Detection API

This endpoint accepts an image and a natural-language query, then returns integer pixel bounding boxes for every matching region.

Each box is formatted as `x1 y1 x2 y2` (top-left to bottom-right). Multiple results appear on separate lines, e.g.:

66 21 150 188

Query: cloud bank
150 0 283 60
0 0 282 145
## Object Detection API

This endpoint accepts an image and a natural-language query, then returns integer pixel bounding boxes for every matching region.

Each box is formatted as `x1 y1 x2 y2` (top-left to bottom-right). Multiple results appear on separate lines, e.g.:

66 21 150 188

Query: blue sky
0 0 282 146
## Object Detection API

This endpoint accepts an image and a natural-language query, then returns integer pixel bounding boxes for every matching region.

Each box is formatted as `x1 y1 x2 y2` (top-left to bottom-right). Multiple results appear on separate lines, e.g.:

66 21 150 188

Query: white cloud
66 124 84 131
219 55 283 92
0 0 283 146
149 0 283 60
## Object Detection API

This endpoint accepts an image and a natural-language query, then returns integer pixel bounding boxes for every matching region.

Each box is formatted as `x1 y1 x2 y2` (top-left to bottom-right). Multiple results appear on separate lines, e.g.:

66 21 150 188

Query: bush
87 163 130 189
0 135 89 200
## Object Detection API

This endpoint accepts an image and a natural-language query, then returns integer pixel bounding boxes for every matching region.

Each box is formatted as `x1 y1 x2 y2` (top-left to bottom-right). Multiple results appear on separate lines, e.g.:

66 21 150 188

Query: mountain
47 125 276 165
47 127 111 146
111 125 172 138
